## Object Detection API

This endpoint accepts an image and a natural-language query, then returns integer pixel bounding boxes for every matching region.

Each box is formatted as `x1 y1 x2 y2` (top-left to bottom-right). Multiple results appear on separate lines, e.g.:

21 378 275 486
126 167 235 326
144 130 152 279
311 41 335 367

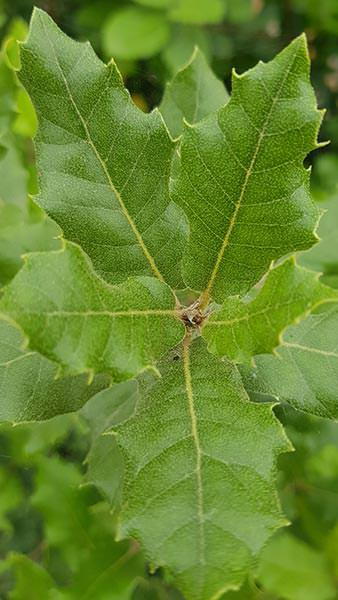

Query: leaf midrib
40 13 166 284
200 45 301 307
182 336 206 572
18 309 179 318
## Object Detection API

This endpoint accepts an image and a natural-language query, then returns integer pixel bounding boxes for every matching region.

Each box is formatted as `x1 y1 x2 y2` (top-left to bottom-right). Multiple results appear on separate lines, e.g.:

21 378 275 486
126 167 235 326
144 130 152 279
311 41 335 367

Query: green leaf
0 469 23 534
202 258 338 363
0 134 28 205
133 0 173 8
1 553 55 600
0 43 17 138
0 241 184 380
132 578 184 599
219 580 261 599
242 304 338 419
104 338 290 599
256 532 336 600
84 381 139 504
160 47 228 138
299 195 338 288
224 0 253 24
0 198 60 285
13 87 37 138
172 35 322 304
31 455 145 599
168 0 226 24
82 380 139 439
102 7 170 60
19 8 188 288
0 316 108 422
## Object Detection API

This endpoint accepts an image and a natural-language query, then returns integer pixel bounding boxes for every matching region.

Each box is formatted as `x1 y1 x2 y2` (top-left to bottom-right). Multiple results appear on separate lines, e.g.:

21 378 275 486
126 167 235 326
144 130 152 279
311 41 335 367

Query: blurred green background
0 1 338 598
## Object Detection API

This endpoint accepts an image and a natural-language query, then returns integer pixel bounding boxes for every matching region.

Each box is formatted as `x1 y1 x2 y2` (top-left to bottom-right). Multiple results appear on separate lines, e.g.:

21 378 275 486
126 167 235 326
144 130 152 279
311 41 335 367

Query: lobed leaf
108 339 290 600
0 241 184 380
19 8 188 288
202 258 338 363
242 304 338 419
160 47 228 138
0 316 108 422
172 34 322 304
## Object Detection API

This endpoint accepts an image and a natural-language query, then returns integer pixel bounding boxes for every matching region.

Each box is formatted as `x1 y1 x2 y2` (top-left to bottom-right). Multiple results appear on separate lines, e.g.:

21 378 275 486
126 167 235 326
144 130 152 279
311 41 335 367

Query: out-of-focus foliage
0 16 60 286
0 417 150 599
0 1 338 598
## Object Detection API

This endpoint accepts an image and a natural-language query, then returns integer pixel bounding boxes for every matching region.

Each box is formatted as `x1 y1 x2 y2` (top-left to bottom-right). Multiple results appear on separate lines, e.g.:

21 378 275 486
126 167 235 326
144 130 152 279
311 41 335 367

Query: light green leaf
202 258 338 363
172 35 322 304
0 241 184 380
102 7 170 60
3 17 29 71
0 134 28 205
1 553 55 600
19 8 188 288
0 198 60 285
13 87 38 138
220 581 261 599
160 47 228 138
0 39 17 138
133 0 173 7
106 338 290 600
299 194 338 288
242 304 338 419
168 0 226 24
0 316 108 422
256 532 336 600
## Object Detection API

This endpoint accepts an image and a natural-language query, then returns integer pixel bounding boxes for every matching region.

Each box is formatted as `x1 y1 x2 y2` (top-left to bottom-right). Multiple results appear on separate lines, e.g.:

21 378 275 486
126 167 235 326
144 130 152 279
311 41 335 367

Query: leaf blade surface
202 259 338 362
172 35 322 303
19 8 188 287
0 316 108 421
0 241 184 380
160 47 228 138
111 339 290 599
242 304 338 419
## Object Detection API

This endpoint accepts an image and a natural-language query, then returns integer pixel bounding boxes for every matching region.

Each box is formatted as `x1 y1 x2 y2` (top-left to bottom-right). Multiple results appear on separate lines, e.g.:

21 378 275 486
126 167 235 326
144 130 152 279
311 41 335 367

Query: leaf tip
316 139 330 149
86 369 94 385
